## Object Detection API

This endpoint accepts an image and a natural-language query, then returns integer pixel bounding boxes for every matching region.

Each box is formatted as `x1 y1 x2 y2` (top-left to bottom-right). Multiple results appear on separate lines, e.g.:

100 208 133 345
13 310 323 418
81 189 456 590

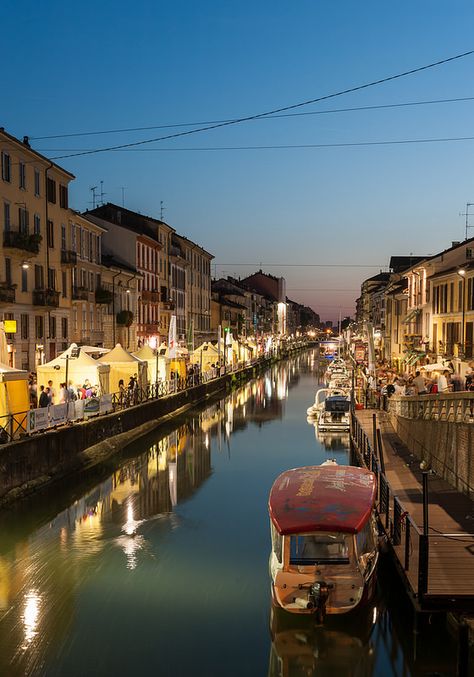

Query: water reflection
269 605 377 677
0 352 458 676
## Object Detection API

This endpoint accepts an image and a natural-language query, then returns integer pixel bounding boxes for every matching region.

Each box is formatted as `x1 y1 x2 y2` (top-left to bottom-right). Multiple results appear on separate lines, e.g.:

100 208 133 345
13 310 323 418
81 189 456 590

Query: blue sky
3 1 474 322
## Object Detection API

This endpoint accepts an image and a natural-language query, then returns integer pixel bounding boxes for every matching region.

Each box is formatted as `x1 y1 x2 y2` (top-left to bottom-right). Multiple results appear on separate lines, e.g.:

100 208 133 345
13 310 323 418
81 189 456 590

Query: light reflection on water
0 351 457 676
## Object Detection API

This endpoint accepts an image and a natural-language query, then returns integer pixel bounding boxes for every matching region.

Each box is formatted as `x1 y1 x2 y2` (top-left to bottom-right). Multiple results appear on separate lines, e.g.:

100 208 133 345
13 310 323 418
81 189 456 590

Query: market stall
132 344 166 383
100 344 147 393
37 345 110 396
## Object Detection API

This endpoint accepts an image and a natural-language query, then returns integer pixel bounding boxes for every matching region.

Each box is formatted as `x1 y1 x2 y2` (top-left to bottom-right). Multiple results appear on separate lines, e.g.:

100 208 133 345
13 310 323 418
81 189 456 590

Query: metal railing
388 392 474 423
351 414 428 600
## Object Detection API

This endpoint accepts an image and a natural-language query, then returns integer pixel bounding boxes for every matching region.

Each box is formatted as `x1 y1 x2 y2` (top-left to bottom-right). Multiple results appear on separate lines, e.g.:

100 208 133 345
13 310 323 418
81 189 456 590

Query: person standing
38 385 50 408
413 371 427 395
437 370 450 393
47 380 56 404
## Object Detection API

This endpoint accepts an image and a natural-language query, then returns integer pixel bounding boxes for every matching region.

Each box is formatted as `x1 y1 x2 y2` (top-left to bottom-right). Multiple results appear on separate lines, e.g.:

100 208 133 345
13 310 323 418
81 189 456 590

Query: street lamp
457 269 466 357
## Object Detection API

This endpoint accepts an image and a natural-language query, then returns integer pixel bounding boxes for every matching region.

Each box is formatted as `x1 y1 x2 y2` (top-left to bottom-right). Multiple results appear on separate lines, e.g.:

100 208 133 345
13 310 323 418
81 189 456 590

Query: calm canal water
0 351 457 676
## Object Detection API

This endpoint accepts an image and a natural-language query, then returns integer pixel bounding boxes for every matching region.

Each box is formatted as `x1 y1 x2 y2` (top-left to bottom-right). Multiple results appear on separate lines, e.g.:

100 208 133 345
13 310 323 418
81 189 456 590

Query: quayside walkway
352 410 474 611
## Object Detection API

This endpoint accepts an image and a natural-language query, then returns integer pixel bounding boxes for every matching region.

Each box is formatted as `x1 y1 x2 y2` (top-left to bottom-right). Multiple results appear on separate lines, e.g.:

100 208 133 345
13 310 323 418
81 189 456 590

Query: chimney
452 241 460 247
23 136 30 147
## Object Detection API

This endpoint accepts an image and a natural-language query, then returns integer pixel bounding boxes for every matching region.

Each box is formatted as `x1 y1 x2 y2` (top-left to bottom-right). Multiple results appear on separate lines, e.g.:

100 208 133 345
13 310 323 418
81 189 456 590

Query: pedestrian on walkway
437 370 450 393
39 385 50 408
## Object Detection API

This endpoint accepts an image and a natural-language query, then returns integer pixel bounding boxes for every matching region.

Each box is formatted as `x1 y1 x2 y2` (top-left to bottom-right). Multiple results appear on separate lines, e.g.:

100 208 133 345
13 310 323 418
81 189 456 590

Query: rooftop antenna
460 203 474 240
89 185 98 209
160 200 165 221
99 180 106 206
120 187 126 207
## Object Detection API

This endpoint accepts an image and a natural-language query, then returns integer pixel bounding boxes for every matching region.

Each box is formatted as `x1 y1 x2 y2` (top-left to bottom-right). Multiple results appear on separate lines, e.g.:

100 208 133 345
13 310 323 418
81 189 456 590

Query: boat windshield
289 533 350 565
325 399 350 413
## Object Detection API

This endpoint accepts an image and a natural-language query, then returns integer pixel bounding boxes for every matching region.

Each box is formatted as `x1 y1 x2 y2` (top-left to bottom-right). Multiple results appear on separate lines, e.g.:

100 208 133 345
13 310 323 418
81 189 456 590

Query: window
1 152 11 182
62 271 67 298
89 271 94 291
20 314 29 340
47 177 56 203
466 248 473 260
88 231 93 261
61 317 68 339
35 316 44 339
3 202 10 232
61 224 66 251
47 268 56 290
47 220 54 247
90 308 94 331
289 533 350 565
34 214 41 235
71 223 76 251
59 184 68 209
21 268 28 292
19 207 29 234
49 315 56 339
355 521 376 560
34 264 44 289
34 169 41 197
5 258 11 285
19 162 26 189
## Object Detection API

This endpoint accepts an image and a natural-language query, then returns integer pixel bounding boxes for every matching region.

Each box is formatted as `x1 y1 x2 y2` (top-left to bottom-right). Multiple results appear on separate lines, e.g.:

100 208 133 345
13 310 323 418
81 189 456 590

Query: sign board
4 320 16 333
99 394 113 415
355 343 366 364
50 403 67 427
27 407 49 433
84 397 100 418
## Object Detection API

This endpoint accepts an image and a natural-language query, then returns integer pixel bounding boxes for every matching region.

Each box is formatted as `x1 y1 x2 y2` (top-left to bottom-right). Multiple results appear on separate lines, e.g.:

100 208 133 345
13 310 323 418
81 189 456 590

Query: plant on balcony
116 310 134 327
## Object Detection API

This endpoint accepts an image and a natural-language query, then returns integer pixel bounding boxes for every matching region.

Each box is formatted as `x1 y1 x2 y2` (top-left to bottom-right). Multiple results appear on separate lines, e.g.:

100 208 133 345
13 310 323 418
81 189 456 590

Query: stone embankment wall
0 360 273 504
389 395 474 498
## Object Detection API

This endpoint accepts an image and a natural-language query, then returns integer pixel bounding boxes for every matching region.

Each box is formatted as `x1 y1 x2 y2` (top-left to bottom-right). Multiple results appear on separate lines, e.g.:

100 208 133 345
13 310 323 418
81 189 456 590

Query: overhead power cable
30 95 474 141
47 49 474 160
36 134 474 153
215 263 382 268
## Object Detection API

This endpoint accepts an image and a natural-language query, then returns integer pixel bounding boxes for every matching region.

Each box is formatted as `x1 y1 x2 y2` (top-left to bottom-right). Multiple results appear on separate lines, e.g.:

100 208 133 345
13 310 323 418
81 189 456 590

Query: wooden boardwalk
352 410 474 610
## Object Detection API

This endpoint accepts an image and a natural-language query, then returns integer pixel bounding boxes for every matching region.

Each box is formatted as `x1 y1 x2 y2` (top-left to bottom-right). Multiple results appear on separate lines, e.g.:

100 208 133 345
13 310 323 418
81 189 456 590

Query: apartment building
176 235 213 340
0 128 74 368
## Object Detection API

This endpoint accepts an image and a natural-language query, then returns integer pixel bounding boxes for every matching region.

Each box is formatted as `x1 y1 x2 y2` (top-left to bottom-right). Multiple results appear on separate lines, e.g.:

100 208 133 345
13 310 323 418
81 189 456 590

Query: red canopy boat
269 465 376 536
268 464 378 619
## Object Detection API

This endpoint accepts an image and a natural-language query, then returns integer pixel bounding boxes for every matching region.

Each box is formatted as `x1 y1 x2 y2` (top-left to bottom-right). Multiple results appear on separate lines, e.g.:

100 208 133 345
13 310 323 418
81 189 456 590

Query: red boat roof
269 465 376 535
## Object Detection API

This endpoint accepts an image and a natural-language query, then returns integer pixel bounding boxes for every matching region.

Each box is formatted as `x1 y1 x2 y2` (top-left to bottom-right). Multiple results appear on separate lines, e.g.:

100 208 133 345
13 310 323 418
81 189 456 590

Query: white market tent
100 344 147 392
191 342 219 371
37 345 110 395
423 363 453 372
132 344 165 383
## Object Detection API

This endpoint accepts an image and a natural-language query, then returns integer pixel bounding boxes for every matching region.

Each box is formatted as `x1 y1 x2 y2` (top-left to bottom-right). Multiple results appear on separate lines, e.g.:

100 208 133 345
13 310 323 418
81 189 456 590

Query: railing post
418 534 429 598
393 498 401 545
404 519 411 571
376 428 386 474
372 413 377 455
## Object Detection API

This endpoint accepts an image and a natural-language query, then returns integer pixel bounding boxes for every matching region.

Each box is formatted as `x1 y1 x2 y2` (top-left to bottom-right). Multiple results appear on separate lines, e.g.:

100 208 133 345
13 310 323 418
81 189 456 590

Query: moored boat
268 464 378 622
317 393 351 431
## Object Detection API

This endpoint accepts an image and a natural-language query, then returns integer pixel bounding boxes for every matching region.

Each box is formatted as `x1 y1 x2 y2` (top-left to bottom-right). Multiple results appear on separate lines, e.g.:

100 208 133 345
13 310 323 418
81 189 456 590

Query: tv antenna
89 185 98 208
99 180 106 206
460 202 474 240
160 200 165 221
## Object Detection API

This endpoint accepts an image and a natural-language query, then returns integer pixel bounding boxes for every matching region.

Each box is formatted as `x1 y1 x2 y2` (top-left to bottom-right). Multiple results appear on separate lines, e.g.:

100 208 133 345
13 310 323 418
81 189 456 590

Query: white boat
268 464 379 621
317 393 351 431
306 388 327 417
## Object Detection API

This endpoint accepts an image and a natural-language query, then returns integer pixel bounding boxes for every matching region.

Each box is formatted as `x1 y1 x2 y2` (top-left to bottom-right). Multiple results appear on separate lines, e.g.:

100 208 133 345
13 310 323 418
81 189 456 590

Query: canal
0 350 457 676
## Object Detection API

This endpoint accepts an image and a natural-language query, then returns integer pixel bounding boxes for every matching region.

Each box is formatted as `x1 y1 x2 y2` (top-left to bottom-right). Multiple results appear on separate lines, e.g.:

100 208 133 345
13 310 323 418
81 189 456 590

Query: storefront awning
403 308 421 324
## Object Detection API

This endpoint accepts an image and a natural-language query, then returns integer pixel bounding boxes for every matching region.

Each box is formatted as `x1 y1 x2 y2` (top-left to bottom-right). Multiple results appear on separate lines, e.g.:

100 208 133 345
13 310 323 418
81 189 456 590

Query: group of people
29 375 100 409
366 363 474 405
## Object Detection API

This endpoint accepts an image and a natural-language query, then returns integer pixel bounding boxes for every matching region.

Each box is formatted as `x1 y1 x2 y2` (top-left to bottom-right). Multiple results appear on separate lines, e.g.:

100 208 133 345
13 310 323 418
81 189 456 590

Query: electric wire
44 49 474 160
29 95 474 141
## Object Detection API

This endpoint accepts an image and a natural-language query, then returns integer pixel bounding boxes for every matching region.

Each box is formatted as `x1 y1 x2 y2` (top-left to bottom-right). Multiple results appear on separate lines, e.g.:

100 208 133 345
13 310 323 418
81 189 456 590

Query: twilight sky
3 1 474 323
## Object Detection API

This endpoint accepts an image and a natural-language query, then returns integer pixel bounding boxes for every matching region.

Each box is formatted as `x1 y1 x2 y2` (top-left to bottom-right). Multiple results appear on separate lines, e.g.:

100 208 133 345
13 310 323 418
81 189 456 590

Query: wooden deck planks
354 410 474 604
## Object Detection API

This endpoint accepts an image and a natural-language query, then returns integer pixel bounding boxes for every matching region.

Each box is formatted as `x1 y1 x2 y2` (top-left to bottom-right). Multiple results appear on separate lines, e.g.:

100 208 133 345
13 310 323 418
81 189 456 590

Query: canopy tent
37 345 110 396
101 344 147 392
423 363 453 372
157 345 188 379
0 363 29 430
132 344 166 383
191 342 219 371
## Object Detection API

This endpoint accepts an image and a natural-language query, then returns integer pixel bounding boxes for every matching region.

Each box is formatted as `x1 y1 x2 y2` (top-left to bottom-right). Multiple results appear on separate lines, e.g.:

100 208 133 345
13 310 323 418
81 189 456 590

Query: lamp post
457 269 467 357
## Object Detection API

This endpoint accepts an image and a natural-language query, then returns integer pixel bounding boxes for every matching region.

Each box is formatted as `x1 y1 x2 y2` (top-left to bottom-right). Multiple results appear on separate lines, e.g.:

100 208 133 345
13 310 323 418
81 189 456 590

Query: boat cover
269 465 376 535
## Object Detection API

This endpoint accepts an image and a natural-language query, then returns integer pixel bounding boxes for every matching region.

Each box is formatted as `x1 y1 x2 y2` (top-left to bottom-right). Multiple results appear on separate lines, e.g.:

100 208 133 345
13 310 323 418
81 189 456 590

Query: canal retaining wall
388 401 474 498
0 360 270 505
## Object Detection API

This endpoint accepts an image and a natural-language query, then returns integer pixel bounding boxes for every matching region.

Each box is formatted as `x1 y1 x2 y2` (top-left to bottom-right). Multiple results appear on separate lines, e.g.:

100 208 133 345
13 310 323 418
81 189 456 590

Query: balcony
138 323 160 335
0 284 15 303
72 286 90 301
61 249 77 265
33 288 59 307
95 286 113 304
161 300 175 311
4 230 41 255
142 290 160 303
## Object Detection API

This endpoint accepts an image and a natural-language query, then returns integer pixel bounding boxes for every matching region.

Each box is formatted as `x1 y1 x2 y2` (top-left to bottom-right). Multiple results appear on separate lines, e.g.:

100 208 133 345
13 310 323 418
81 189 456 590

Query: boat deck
352 410 474 609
